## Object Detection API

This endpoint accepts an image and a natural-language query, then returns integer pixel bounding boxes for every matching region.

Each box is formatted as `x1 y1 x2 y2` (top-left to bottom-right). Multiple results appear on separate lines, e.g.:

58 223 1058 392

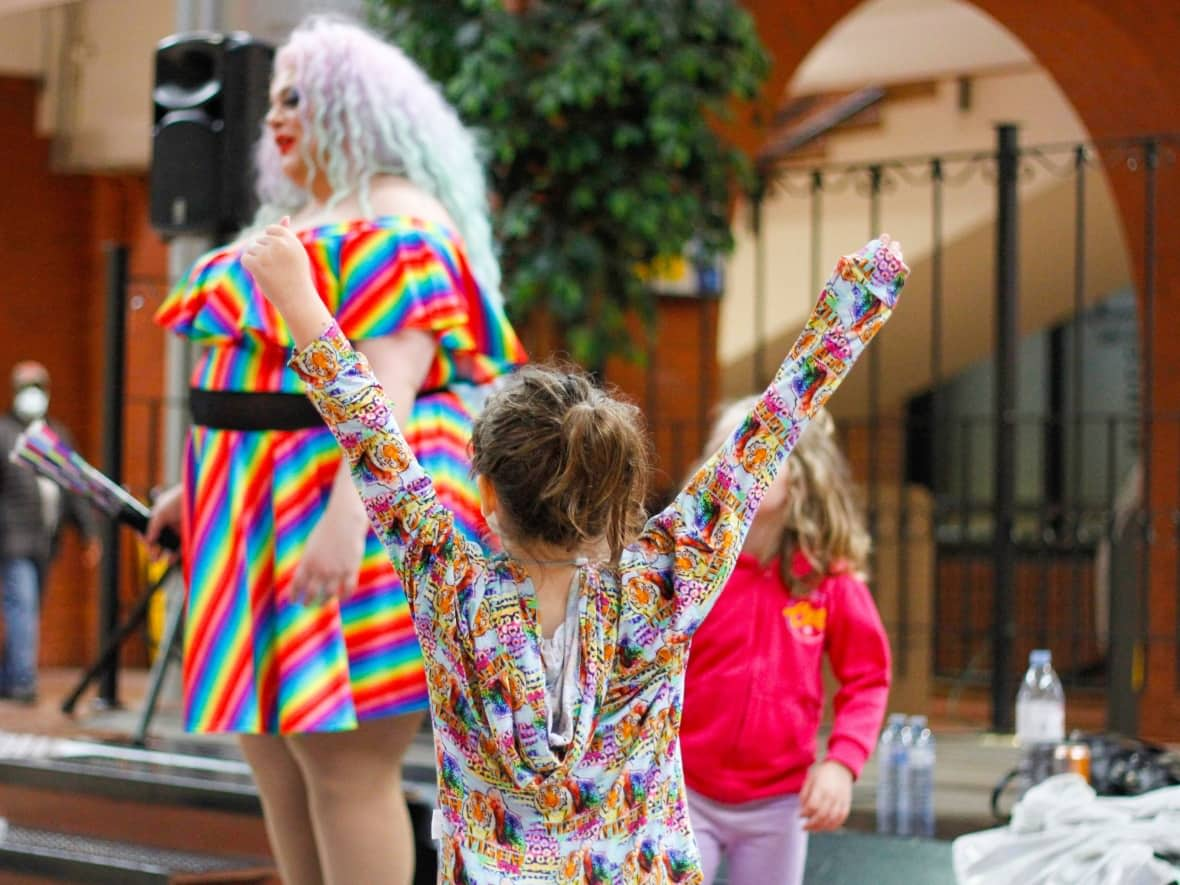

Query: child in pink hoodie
681 405 891 885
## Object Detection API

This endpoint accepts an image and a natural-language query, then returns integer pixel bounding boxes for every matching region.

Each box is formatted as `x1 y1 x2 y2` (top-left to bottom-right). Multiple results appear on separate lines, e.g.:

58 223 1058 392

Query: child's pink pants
687 788 809 885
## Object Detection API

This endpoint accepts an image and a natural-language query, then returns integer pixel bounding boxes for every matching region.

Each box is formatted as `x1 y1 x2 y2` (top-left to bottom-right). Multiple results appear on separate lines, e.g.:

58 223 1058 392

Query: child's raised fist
241 217 332 347
242 218 315 312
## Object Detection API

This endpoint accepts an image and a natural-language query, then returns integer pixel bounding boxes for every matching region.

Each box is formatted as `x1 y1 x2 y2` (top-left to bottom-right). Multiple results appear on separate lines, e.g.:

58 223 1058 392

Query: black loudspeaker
149 32 273 237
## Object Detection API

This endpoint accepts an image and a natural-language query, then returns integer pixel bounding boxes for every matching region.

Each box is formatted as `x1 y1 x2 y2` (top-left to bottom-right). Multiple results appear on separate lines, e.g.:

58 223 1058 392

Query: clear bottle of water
895 716 917 836
875 713 907 834
905 715 936 838
1015 649 1065 786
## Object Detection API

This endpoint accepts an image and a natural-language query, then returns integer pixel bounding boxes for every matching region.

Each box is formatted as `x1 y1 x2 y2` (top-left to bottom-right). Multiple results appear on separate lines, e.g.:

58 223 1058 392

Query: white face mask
13 386 48 423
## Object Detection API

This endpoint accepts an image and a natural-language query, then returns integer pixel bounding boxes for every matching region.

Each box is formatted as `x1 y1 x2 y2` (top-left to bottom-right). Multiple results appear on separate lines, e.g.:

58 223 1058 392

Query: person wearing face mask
0 360 101 704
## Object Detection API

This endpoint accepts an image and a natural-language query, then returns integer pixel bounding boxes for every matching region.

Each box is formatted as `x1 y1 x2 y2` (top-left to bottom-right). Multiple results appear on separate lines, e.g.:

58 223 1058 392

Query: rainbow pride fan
8 420 180 551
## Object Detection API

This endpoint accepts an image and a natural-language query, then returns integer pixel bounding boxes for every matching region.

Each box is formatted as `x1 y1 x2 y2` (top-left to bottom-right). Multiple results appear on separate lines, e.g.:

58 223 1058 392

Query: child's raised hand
242 218 311 311
241 218 332 348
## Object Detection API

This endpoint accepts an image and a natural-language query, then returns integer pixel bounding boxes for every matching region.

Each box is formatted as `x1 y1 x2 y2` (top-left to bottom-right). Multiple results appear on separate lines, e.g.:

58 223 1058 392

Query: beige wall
0 0 363 172
0 0 172 169
790 0 1032 93
0 7 50 77
719 0 1135 409
719 64 1133 411
64 0 174 170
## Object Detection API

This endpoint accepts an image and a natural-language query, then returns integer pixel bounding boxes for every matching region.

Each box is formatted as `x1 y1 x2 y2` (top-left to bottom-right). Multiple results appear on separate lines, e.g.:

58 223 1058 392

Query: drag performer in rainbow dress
150 16 525 885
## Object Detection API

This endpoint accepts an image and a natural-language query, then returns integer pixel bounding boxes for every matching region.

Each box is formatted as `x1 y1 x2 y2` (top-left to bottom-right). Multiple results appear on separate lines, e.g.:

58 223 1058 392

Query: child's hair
705 397 871 581
470 364 652 562
253 14 502 304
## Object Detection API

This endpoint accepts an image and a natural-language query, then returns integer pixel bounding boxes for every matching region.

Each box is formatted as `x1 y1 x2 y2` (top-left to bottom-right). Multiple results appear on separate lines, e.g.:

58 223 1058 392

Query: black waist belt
190 389 323 431
189 386 454 432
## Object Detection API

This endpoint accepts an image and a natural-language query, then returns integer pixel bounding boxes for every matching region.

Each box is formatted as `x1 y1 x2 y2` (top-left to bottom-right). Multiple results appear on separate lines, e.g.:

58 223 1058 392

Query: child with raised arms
241 218 906 884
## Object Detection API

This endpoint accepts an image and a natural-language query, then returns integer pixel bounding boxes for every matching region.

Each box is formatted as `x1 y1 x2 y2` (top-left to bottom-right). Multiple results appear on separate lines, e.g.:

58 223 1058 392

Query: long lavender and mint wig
254 15 502 303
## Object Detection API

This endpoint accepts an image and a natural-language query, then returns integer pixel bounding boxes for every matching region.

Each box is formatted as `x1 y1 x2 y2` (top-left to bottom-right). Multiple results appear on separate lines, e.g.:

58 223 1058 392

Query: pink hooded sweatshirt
681 550 892 803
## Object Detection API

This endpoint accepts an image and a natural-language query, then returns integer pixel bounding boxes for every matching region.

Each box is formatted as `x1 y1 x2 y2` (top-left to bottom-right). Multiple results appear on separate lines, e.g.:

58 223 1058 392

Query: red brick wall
519 297 721 504
0 77 167 669
934 554 1102 681
1 77 99 668
606 297 721 500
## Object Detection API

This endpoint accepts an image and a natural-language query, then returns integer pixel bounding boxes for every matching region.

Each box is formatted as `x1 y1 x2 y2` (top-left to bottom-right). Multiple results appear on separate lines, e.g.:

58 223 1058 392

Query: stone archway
733 0 1180 740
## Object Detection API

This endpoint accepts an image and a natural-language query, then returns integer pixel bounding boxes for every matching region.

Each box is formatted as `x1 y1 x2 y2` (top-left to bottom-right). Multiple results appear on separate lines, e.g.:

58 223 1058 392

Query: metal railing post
98 243 130 707
992 124 1021 733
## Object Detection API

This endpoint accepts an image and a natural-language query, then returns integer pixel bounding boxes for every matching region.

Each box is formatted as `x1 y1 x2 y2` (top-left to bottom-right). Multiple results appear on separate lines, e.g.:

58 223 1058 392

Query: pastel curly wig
253 14 502 302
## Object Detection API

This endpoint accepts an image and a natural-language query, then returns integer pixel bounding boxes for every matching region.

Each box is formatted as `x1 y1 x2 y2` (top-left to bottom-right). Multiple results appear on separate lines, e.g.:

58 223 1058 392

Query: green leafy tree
368 0 769 366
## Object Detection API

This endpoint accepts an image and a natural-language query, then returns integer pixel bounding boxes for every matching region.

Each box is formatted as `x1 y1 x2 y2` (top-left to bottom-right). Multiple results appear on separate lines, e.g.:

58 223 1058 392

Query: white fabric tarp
953 775 1180 885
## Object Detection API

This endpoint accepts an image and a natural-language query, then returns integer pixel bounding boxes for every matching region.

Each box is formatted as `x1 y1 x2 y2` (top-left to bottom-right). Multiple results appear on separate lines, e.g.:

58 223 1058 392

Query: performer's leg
238 733 325 885
289 710 426 885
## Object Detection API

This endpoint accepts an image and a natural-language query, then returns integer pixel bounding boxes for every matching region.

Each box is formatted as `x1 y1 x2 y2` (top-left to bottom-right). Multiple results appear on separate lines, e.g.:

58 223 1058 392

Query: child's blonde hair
471 364 652 562
704 397 871 582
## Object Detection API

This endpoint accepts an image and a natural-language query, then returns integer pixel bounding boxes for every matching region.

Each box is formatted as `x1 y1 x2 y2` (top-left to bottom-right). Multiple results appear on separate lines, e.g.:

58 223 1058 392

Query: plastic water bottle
1015 649 1065 786
905 715 936 838
895 717 917 836
875 713 907 834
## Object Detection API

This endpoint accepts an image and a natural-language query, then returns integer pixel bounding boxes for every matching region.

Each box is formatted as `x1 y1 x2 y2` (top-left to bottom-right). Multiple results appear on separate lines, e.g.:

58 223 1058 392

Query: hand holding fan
8 420 181 552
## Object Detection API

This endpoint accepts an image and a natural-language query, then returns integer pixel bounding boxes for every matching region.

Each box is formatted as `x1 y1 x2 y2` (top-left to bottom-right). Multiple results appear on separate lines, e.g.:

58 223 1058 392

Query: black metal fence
732 128 1180 733
118 129 1179 735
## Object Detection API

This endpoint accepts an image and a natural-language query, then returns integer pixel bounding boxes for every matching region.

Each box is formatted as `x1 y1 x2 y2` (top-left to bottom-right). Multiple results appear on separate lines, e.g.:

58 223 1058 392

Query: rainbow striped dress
155 216 526 734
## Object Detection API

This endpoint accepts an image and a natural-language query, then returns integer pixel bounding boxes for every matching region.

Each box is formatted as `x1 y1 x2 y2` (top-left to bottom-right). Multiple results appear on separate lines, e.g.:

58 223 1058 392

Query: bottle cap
908 714 928 727
1030 649 1052 666
887 713 907 725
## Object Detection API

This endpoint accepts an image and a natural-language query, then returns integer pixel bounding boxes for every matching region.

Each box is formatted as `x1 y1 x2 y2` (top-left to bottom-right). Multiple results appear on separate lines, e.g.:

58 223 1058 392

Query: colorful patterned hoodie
288 237 907 883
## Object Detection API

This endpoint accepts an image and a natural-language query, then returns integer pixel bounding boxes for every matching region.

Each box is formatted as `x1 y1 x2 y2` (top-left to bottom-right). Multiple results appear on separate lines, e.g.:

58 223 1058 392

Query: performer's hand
800 759 854 832
290 509 366 606
241 217 333 348
146 484 183 561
